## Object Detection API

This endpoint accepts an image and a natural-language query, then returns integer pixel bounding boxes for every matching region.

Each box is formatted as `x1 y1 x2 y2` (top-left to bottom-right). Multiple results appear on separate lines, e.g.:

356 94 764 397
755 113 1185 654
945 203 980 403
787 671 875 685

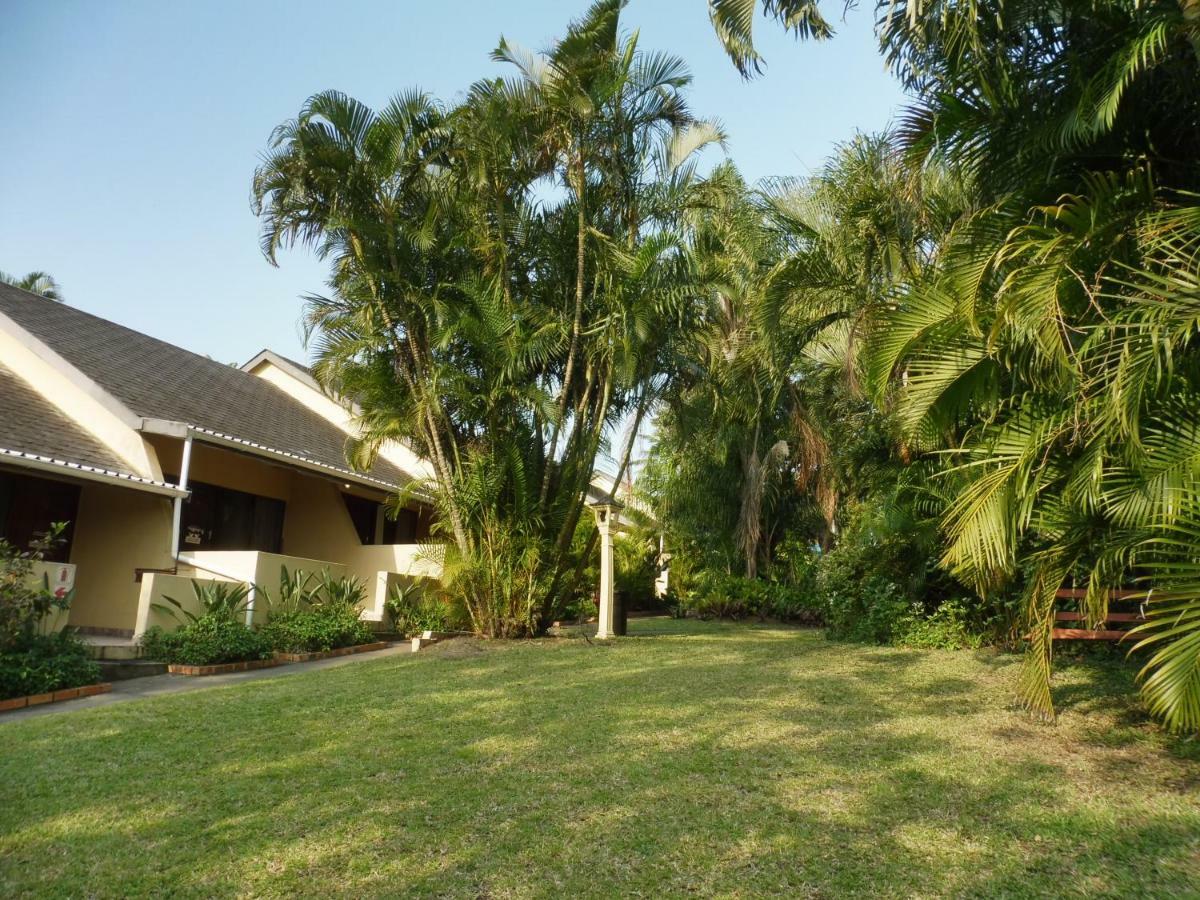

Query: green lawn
2 620 1198 898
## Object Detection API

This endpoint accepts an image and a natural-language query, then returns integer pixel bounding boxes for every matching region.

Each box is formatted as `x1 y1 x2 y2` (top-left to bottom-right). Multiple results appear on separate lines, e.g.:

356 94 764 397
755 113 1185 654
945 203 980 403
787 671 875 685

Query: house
0 283 442 640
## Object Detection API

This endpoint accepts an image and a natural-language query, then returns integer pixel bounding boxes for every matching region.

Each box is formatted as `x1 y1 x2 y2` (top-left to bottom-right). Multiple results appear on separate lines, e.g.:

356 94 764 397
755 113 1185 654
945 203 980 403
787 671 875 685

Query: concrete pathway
1 643 412 725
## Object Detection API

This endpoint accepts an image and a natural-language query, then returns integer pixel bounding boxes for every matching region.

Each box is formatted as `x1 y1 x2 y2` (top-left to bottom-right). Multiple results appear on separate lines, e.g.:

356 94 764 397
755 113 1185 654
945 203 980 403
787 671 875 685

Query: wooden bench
1051 588 1147 642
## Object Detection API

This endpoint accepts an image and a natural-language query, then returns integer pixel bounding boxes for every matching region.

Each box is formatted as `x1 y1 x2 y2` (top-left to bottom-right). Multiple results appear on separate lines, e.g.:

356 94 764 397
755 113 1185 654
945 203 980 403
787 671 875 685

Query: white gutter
0 447 186 498
189 426 400 491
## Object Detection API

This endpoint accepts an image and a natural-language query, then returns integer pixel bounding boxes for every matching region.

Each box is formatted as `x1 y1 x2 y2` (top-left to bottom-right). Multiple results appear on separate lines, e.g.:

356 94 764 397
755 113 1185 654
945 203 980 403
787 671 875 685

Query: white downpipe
169 431 194 561
168 432 258 627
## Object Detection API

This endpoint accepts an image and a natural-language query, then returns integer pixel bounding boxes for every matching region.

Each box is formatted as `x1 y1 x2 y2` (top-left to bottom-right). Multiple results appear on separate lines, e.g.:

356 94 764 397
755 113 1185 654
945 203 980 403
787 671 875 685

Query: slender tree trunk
540 145 589 507
350 227 470 554
538 364 615 625
737 423 762 580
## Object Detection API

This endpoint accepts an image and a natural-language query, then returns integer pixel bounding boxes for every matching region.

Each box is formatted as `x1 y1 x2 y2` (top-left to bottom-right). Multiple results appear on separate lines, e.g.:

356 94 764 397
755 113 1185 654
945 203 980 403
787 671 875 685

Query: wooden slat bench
1050 589 1147 642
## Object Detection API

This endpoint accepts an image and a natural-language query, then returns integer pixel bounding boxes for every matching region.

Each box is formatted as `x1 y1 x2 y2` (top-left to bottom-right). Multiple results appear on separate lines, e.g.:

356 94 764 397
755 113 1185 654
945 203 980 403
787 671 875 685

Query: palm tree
0 270 63 301
705 0 1200 733
254 0 722 636
652 164 795 579
852 3 1200 732
707 0 834 76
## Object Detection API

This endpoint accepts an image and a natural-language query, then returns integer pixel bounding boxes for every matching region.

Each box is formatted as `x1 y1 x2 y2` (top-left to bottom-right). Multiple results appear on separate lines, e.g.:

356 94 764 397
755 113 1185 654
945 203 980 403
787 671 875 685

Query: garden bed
0 682 111 713
272 640 390 663
167 659 279 677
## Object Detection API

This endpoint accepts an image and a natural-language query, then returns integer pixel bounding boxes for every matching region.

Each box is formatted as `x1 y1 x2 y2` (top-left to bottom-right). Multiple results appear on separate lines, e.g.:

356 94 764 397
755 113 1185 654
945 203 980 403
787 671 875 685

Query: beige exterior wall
135 554 351 634
67 481 174 632
12 428 440 636
146 437 293 500
280 472 361 560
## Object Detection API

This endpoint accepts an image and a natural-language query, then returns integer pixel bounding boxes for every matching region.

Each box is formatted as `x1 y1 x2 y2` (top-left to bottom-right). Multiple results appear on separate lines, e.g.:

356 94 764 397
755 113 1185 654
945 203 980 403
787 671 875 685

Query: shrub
894 600 985 650
761 581 823 626
0 631 100 700
662 588 688 619
260 570 374 653
1 523 72 649
681 572 823 624
0 523 101 700
139 615 272 666
820 571 911 644
262 603 373 653
385 582 461 637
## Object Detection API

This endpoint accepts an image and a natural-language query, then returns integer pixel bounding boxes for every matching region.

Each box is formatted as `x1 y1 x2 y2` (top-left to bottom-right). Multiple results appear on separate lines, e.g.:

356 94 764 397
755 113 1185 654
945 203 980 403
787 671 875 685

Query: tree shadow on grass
2 624 1199 897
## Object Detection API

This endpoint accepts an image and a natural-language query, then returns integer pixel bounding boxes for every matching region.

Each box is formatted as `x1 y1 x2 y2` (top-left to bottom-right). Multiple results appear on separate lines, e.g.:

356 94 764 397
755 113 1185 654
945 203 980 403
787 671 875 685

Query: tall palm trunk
540 145 589 507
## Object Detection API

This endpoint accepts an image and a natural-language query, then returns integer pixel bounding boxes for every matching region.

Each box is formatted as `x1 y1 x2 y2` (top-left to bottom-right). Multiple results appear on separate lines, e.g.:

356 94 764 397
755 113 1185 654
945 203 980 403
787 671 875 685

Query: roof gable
0 284 410 490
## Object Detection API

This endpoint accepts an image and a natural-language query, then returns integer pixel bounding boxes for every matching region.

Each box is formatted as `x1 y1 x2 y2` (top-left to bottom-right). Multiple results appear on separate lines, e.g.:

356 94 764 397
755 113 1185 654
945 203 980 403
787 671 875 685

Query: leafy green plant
1 523 72 649
314 571 367 608
259 569 373 653
679 571 823 624
0 523 100 700
263 566 319 617
155 579 253 626
662 588 688 620
385 582 461 638
894 600 985 651
0 630 100 700
139 615 272 666
261 605 372 654
821 576 908 645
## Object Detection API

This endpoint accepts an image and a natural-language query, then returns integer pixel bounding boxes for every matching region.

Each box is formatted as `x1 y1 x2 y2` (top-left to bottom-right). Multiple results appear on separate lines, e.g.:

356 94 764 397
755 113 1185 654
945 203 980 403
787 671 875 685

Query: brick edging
273 641 390 663
167 659 280 677
0 683 112 713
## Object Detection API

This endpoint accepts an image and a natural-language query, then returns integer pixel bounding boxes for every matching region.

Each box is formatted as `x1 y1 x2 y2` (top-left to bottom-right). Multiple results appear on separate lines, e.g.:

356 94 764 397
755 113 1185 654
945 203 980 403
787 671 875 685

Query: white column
597 514 615 639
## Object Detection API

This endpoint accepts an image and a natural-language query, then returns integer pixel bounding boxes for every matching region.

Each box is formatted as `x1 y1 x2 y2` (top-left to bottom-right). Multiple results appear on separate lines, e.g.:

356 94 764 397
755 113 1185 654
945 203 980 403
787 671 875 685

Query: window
0 471 80 562
384 507 421 543
173 479 285 553
341 492 428 545
341 492 378 545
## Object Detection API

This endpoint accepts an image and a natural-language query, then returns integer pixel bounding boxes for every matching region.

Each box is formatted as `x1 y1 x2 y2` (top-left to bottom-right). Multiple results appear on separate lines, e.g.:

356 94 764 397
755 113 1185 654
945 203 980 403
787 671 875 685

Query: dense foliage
254 0 721 636
0 632 99 701
145 576 273 664
261 606 373 654
247 0 1200 733
384 582 463 637
0 524 99 700
697 0 1200 732
261 569 375 653
140 617 273 667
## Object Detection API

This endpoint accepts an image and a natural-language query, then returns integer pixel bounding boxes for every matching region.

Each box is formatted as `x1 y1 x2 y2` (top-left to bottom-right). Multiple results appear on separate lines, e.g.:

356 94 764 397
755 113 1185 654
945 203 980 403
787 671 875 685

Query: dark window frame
0 469 81 562
170 476 286 554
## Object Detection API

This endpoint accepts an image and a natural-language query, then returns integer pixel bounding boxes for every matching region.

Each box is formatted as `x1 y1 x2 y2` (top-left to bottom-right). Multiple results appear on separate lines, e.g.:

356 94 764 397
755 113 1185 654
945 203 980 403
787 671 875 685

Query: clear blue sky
1 0 905 365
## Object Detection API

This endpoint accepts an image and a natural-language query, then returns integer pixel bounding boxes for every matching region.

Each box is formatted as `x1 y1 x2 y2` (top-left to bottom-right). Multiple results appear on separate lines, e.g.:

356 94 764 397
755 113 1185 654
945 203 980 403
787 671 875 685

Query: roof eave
0 447 187 498
140 418 412 495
